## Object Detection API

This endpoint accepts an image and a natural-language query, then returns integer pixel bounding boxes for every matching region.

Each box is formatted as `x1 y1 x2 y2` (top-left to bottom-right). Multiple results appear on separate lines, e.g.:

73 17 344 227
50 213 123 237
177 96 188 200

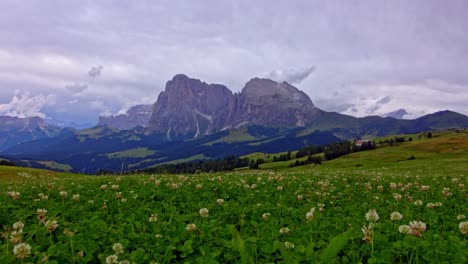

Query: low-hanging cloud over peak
0 93 56 119
266 66 315 84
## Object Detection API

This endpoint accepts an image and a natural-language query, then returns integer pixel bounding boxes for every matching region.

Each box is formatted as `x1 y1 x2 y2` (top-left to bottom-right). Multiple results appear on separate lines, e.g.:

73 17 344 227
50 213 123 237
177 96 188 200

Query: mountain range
1 74 468 173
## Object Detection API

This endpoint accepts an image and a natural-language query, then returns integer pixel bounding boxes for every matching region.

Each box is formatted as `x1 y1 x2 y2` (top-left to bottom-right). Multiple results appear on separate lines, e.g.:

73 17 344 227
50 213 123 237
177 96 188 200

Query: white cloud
0 93 56 119
266 66 315 84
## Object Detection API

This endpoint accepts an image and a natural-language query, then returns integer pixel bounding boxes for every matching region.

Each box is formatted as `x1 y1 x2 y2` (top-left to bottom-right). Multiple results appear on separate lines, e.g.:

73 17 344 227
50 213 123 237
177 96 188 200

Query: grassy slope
0 165 85 184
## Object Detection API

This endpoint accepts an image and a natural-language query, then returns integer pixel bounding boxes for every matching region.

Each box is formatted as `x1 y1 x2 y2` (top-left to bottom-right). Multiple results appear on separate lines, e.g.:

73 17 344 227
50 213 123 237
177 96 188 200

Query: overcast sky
1 0 467 126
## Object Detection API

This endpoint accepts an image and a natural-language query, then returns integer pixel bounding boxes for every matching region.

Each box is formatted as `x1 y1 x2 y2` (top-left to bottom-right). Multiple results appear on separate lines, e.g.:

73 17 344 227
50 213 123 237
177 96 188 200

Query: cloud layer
0 0 467 125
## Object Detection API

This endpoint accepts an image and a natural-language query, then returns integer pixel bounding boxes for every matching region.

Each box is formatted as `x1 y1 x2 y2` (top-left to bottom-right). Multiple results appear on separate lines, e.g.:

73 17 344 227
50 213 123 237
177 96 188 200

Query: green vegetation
204 129 260 146
0 130 467 263
37 161 73 172
105 148 156 159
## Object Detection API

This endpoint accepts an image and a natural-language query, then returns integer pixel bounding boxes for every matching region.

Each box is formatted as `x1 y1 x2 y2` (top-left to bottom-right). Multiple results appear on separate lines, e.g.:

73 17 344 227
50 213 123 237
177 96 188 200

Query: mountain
146 74 234 139
0 116 67 151
146 75 321 139
2 74 468 174
98 104 153 130
382 109 409 119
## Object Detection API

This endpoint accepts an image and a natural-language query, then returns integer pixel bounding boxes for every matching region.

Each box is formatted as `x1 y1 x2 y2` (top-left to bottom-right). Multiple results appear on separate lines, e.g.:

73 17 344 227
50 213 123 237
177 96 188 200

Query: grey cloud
367 96 392 114
0 93 56 119
88 65 103 78
65 83 88 94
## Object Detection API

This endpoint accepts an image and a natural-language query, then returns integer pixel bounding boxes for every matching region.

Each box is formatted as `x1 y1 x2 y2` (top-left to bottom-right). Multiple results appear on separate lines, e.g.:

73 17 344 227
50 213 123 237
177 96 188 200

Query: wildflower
457 214 466 220
186 223 197 232
434 202 442 207
250 184 257 189
196 184 203 190
13 243 31 259
459 222 468 235
10 230 22 244
115 192 122 199
306 208 316 221
106 254 119 264
420 185 430 191
100 184 108 190
409 221 427 237
390 212 403 221
36 209 47 222
414 200 423 206
399 225 412 234
389 182 397 189
365 209 380 222
77 251 84 258
262 213 271 221
38 193 48 200
216 199 224 205
426 203 436 209
111 185 119 191
279 227 290 234
121 198 127 203
361 223 374 243
73 194 80 201
59 191 68 198
377 185 383 191
7 191 20 199
112 243 124 254
297 195 303 200
393 193 402 202
277 186 283 191
284 241 295 249
154 180 161 186
442 188 452 197
459 183 465 190
149 214 157 223
45 219 59 231
13 221 24 231
199 208 209 218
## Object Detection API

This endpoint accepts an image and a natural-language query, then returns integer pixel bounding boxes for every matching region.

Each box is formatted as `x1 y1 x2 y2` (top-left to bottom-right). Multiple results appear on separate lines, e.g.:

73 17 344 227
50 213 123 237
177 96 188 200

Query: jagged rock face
228 78 319 128
98 105 153 130
146 75 321 140
0 116 63 150
146 74 234 139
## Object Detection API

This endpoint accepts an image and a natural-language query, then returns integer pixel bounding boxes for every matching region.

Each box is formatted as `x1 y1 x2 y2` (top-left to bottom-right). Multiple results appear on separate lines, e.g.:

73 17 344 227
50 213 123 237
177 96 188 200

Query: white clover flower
73 194 80 201
59 191 68 198
365 209 380 222
100 184 108 190
277 186 283 191
10 230 22 244
414 200 423 206
279 227 290 234
459 222 468 235
13 243 31 259
106 254 119 264
361 223 374 243
262 213 271 221
13 221 24 231
199 208 209 218
121 198 127 203
297 195 303 200
45 219 59 231
112 243 124 254
393 193 402 202
409 221 427 237
426 203 435 209
390 212 403 221
196 184 203 190
399 225 412 234
457 214 466 220
149 214 157 223
111 185 119 191
216 199 224 205
186 223 197 232
284 241 295 249
306 208 316 221
7 191 20 199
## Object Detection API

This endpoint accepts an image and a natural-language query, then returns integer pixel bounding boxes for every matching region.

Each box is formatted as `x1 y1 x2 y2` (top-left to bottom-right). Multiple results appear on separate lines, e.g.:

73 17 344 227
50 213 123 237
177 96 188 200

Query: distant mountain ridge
98 105 153 130
0 116 67 151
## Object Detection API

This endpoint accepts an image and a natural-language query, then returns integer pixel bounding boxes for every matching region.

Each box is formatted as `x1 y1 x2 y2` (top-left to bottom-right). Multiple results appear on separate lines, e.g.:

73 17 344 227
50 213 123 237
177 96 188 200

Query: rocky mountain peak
98 104 153 130
145 74 322 140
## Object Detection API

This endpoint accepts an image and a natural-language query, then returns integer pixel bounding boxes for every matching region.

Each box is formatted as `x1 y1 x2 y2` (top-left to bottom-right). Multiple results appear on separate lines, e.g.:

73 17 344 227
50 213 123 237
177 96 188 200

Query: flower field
1 167 467 263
